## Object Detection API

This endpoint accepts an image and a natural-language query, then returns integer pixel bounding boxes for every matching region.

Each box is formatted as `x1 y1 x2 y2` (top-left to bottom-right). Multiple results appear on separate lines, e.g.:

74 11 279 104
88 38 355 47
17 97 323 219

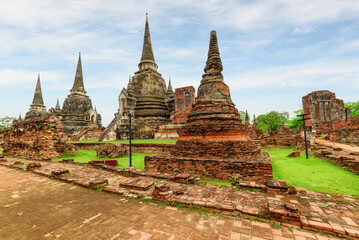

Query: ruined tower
100 14 174 141
53 53 101 135
25 74 47 120
146 31 272 182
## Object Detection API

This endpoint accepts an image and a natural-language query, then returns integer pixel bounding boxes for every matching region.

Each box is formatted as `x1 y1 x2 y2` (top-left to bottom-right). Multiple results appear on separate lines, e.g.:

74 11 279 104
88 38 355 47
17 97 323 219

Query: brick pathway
0 166 342 240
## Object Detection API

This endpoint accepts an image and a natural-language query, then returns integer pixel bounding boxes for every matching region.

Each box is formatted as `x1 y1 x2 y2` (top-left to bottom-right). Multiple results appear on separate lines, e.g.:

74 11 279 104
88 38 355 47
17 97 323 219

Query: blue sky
1 0 359 126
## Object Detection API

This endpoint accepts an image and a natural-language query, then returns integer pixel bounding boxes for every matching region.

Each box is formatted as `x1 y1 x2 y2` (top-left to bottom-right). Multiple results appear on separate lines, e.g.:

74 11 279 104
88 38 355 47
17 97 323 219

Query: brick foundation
145 152 272 182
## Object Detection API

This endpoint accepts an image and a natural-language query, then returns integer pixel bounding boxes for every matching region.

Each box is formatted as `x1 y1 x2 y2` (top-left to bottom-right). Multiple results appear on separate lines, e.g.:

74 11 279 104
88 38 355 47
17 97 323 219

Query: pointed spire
167 77 173 93
129 75 132 84
55 98 61 110
245 110 250 123
204 30 223 74
70 52 87 95
30 74 46 111
138 13 158 71
18 113 22 121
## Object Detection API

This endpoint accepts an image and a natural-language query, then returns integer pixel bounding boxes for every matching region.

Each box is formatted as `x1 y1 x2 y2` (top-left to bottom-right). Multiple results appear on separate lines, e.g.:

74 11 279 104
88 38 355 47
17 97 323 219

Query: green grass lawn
52 149 157 169
68 139 177 144
52 146 359 195
264 147 359 195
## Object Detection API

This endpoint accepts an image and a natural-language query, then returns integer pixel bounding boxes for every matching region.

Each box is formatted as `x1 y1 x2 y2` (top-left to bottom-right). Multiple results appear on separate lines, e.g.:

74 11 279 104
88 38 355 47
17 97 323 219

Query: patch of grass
270 222 283 229
202 178 232 186
52 149 157 171
52 149 98 162
68 139 177 144
116 152 158 170
264 147 359 195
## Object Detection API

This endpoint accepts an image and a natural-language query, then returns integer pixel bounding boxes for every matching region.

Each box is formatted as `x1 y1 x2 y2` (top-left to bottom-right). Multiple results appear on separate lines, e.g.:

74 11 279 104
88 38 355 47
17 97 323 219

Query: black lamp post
298 113 311 159
128 112 132 167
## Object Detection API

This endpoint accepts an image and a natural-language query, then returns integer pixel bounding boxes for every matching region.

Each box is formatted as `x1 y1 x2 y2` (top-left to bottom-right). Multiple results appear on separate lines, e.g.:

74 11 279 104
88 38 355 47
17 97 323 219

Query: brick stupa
145 31 273 182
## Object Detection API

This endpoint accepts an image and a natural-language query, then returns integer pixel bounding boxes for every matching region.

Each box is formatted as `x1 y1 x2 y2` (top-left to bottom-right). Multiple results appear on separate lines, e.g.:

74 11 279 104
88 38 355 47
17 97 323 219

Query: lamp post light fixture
128 112 132 168
297 113 311 159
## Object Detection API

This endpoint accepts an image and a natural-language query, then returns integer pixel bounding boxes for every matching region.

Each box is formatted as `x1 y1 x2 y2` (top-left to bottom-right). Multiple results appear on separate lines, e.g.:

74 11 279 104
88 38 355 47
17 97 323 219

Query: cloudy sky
1 0 359 125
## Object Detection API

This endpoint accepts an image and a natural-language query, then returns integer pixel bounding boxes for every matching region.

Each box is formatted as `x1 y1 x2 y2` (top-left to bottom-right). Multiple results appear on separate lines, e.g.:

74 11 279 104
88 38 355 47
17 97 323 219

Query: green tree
287 109 304 131
238 111 246 123
0 116 16 130
256 111 289 132
344 101 359 116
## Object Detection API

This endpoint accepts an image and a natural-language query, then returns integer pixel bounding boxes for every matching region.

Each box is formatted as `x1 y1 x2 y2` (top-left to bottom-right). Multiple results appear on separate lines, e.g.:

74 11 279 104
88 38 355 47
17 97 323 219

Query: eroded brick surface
147 31 273 183
0 159 358 239
0 165 345 240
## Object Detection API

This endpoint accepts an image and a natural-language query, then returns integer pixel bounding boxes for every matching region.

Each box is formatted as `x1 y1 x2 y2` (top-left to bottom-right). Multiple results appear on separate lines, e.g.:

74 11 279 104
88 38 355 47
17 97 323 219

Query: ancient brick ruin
1 114 70 159
49 53 102 136
69 127 105 141
146 30 273 182
303 90 359 144
99 14 175 141
254 125 304 148
154 86 196 139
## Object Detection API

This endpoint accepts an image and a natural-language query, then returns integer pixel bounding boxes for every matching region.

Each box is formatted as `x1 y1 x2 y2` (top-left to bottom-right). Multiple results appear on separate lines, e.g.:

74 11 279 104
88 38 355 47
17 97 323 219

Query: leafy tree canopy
344 101 359 117
287 109 304 131
238 111 250 123
0 116 16 130
256 111 289 132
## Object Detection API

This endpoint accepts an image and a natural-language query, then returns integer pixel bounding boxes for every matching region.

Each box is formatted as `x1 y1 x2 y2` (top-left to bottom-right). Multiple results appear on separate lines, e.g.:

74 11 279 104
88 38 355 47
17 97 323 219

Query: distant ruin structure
100 14 174 141
25 74 47 120
146 30 273 182
50 53 102 136
303 90 350 128
154 86 196 139
303 90 359 144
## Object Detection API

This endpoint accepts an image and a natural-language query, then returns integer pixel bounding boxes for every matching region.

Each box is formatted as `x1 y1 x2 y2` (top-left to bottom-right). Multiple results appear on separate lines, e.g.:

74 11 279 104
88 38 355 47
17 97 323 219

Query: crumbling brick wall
172 86 196 123
254 126 304 148
70 127 105 141
2 114 69 159
316 116 359 144
145 153 273 182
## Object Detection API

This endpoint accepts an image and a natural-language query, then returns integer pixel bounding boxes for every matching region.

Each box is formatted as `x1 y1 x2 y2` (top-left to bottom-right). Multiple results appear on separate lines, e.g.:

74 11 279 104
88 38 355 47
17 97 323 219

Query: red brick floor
0 166 343 240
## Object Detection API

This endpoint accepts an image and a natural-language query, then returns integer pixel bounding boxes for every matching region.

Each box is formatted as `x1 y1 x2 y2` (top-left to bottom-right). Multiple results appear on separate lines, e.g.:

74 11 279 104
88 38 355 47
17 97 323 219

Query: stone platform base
145 152 273 183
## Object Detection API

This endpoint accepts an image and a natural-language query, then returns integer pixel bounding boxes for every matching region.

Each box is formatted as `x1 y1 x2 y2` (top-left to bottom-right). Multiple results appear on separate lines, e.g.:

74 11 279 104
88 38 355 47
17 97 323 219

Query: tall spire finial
167 77 173 92
245 110 250 123
30 74 46 111
204 30 223 74
70 52 87 95
129 75 132 84
138 13 158 71
55 98 61 110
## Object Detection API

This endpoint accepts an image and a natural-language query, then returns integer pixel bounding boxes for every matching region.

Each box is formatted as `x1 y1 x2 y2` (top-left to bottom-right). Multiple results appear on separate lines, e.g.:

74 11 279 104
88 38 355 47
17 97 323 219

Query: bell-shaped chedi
55 53 102 135
145 31 272 182
25 74 47 120
173 30 261 160
99 14 173 141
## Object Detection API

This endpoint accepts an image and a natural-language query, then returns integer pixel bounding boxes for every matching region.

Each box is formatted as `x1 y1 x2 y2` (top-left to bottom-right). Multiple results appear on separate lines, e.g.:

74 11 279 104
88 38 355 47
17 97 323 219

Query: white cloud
226 58 359 89
0 69 67 87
